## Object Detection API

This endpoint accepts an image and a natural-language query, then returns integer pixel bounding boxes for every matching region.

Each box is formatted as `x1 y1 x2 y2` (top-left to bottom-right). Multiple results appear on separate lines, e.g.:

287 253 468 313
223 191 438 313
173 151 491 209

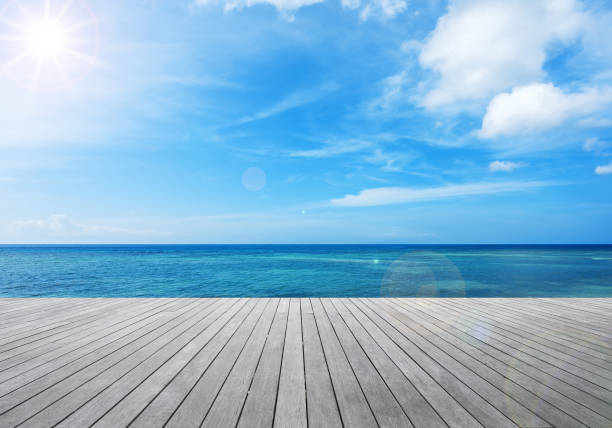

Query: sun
25 19 69 58
0 0 98 90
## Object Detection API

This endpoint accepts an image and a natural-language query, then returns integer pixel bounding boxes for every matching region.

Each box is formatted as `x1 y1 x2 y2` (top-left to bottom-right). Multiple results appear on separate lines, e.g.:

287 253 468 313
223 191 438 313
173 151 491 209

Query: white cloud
583 137 611 153
364 148 417 172
477 83 612 138
578 118 612 128
195 0 323 17
290 139 372 158
595 161 612 175
419 0 584 109
196 0 404 20
7 214 161 239
10 215 80 234
368 71 411 114
331 180 552 207
358 0 406 21
238 83 337 124
488 160 527 172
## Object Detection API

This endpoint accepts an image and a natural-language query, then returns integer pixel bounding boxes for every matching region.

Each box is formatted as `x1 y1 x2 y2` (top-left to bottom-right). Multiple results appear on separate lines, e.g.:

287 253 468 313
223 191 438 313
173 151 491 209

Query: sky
0 0 611 244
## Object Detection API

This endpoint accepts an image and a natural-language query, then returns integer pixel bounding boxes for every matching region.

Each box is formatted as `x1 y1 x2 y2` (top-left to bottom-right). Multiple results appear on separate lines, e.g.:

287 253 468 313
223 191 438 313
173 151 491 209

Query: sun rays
0 0 98 90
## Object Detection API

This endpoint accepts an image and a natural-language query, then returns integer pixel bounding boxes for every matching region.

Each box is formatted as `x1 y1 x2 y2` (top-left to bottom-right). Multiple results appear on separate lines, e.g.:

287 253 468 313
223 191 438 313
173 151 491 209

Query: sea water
1 245 611 297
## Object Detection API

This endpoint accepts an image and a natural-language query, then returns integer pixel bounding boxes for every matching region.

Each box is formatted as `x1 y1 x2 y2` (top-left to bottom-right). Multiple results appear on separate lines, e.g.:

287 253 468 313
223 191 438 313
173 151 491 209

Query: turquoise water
1 245 611 297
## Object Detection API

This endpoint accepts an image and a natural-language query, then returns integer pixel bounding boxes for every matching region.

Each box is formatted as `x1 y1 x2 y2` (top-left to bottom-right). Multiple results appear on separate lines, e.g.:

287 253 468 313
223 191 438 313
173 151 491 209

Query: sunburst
0 0 98 90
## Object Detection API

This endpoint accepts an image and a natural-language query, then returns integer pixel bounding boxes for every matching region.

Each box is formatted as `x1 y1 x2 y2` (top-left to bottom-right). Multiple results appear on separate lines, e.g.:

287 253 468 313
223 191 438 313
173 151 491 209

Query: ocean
1 245 611 297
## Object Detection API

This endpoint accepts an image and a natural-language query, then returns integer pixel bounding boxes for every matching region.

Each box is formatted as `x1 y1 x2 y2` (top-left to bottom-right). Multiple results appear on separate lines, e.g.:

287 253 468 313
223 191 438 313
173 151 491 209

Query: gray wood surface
0 298 610 428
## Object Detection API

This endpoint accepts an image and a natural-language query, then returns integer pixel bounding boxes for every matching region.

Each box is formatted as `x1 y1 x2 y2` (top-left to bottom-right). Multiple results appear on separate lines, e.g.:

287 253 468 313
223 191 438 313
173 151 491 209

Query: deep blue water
0 245 611 297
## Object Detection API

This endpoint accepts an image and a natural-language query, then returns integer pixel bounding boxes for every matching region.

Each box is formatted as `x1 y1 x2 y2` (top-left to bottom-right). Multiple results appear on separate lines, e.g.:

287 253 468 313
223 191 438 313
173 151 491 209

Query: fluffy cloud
331 181 551 207
488 160 526 172
595 161 612 175
419 0 584 109
477 83 612 138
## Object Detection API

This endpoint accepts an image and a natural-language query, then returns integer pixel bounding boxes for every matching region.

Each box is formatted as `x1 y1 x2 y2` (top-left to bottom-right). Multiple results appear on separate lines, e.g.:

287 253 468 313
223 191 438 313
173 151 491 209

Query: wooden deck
0 298 611 427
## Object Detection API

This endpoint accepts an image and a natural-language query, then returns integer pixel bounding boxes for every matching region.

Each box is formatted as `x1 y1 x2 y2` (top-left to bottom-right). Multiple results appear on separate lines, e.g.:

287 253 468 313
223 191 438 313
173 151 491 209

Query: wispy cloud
290 139 371 158
364 149 417 172
238 83 338 124
578 117 612 128
158 74 241 89
8 214 164 237
489 160 527 172
583 137 611 154
595 161 612 175
195 0 324 19
331 181 555 207
195 0 406 20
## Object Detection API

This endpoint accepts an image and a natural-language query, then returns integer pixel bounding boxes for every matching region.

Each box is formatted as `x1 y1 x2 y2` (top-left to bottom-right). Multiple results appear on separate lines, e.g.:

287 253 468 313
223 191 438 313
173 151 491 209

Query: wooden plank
321 298 413 427
0 299 136 345
127 299 258 428
435 300 612 381
0 304 197 420
414 299 612 409
375 299 552 427
0 298 92 323
310 298 378 428
498 299 612 329
375 299 579 428
0 300 174 347
483 298 612 340
0 299 127 334
0 299 168 349
334 298 447 428
438 300 612 371
0 297 610 428
0 299 175 373
299 298 343 428
164 298 270 428
0 300 195 402
200 299 280 427
235 298 289 428
440 299 612 362
349 298 480 428
460 299 612 347
53 299 243 428
418 300 612 402
394 299 612 428
357 298 513 428
273 298 308 428
530 299 612 322
0 299 215 427
0 299 193 387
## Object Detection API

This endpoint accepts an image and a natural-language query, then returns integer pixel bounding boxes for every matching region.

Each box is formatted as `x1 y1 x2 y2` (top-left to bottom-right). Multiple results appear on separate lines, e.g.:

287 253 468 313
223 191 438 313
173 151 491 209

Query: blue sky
0 0 611 243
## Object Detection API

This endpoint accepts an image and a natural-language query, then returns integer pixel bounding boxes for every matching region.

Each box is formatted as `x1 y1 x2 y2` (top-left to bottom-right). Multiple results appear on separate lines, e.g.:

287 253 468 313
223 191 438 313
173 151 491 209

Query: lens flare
25 20 67 58
0 0 99 90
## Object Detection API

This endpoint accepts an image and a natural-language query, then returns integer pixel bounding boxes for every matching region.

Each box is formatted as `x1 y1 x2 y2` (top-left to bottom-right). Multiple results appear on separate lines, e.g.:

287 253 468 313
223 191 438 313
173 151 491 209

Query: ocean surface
1 245 611 297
